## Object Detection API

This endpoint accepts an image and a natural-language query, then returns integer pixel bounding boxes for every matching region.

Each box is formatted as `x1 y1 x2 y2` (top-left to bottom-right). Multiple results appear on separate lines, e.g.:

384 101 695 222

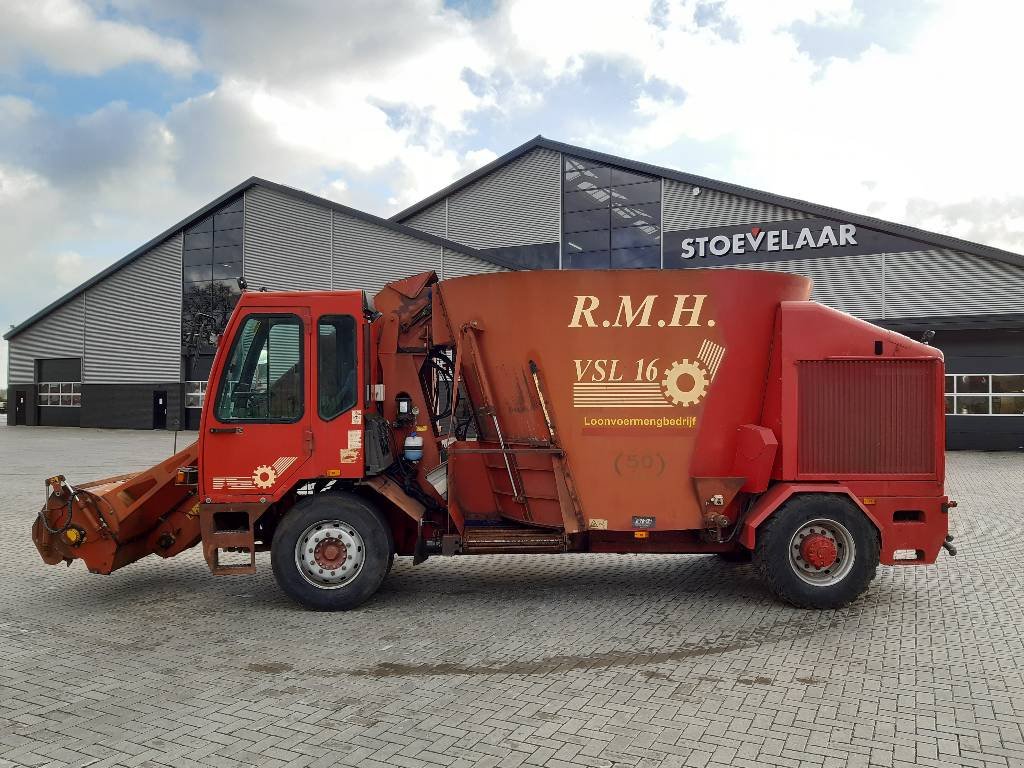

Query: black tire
716 550 752 563
271 493 393 611
754 493 879 609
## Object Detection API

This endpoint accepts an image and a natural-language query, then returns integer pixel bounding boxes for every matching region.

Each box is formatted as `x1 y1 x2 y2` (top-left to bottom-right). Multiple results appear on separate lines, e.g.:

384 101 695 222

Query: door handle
209 427 243 434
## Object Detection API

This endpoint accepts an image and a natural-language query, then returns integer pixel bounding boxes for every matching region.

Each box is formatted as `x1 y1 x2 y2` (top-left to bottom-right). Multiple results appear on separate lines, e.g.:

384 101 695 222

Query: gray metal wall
884 249 1024 318
7 295 85 384
434 148 562 249
8 182 481 374
403 200 447 240
84 234 182 383
704 247 1024 320
243 186 500 297
705 253 885 318
244 185 332 291
661 178 1024 319
332 210 442 295
663 179 811 231
442 247 509 279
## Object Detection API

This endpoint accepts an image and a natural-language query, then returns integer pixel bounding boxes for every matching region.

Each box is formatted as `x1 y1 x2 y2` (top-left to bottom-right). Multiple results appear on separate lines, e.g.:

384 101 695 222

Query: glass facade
37 382 81 407
182 196 244 382
562 156 661 269
475 243 559 270
945 374 1024 415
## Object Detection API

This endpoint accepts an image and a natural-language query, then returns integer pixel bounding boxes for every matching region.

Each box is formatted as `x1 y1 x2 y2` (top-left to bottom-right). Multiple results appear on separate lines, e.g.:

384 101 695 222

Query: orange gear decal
252 465 277 489
660 359 709 407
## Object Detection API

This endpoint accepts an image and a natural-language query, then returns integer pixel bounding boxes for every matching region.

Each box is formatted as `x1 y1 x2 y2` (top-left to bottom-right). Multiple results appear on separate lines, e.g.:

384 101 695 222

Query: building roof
392 135 1024 272
10 137 1024 342
875 312 1024 332
4 178 515 341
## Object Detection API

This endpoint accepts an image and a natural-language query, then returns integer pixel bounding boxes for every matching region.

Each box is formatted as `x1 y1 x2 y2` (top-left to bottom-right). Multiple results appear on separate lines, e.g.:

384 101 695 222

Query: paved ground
1 424 1022 768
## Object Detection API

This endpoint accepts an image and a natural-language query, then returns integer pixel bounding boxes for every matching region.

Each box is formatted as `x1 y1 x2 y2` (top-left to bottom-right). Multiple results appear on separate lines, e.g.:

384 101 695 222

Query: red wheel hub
800 534 838 569
314 538 347 570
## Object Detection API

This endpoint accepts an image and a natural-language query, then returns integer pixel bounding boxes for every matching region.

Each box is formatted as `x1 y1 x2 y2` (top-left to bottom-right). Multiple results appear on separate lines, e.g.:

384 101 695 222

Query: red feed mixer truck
32 269 956 610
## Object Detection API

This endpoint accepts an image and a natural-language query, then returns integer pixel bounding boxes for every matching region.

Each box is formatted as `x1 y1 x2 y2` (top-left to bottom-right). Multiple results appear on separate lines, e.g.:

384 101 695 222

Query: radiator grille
798 360 937 475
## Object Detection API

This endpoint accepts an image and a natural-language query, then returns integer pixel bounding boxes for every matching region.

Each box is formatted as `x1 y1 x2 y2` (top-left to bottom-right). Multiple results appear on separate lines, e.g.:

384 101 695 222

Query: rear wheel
271 493 392 611
754 494 879 609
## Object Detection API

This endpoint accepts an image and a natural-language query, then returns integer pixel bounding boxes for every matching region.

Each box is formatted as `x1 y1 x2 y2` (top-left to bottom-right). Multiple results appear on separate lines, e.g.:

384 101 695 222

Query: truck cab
193 289 393 604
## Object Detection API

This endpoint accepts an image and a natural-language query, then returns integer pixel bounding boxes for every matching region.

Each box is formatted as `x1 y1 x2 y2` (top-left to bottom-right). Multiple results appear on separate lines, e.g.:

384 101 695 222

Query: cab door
308 309 366 479
202 310 312 501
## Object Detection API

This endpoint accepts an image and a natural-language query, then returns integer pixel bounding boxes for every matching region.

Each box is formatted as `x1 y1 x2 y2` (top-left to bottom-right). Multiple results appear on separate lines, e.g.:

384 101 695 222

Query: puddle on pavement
350 619 837 678
246 661 293 674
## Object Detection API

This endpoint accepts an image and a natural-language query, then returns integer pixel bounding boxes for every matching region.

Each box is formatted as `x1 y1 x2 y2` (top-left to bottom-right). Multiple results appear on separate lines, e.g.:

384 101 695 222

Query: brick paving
1 422 1022 768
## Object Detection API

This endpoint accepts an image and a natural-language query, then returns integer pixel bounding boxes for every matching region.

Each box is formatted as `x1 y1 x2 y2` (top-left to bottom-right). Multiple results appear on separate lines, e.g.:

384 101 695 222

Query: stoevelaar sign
663 218 926 269
680 223 857 259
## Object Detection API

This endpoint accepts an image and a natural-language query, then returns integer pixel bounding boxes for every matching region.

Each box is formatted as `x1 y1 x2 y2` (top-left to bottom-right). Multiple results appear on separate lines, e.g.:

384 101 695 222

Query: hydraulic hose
37 484 119 543
37 488 76 536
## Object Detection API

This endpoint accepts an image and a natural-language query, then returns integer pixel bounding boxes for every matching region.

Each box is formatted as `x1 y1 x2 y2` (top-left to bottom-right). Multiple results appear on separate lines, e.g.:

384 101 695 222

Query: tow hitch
941 499 958 556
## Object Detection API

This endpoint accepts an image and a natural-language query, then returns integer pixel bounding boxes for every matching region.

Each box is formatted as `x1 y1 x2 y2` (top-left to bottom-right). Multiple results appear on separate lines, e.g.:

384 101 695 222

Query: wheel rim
294 520 365 590
788 518 856 586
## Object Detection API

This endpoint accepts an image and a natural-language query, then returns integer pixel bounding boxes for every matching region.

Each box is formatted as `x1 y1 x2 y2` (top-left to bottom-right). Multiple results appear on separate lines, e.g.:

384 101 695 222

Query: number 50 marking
614 452 665 476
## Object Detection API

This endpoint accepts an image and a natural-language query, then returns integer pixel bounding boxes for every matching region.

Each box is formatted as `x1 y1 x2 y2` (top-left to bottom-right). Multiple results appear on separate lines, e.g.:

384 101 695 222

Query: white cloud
501 0 1024 250
53 251 94 290
0 102 194 383
386 145 500 209
502 0 659 78
242 80 409 174
105 2 507 209
0 158 46 201
0 1 511 361
0 0 198 76
481 0 1024 257
0 161 90 389
3 0 1024 391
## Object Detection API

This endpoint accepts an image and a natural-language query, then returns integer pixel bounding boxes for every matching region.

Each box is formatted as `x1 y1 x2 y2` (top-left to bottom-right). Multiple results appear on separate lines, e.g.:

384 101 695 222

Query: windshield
214 314 303 422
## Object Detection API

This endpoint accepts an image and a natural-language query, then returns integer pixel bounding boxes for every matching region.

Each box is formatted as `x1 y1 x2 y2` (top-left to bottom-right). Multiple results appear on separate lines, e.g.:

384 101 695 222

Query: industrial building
6 136 1024 449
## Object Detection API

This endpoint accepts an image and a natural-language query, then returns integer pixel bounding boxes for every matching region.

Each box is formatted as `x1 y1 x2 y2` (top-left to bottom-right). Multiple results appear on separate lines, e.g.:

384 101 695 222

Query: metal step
199 507 259 575
461 526 566 555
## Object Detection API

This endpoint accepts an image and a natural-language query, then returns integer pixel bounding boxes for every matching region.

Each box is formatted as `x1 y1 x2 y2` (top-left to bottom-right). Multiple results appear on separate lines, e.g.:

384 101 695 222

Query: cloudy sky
1 0 1022 386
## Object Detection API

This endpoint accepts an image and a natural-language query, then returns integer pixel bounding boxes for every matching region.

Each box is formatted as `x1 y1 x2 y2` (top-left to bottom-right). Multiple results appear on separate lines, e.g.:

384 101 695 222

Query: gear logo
661 359 709 407
659 338 726 409
212 456 298 491
570 338 726 411
252 464 278 490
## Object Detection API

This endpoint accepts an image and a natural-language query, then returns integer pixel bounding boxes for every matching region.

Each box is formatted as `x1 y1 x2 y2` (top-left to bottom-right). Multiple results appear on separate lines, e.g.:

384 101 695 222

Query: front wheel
754 493 879 609
271 493 393 611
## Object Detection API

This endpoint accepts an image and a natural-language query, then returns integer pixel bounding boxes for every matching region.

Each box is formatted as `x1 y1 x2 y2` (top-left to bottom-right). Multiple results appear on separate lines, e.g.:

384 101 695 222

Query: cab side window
215 315 303 422
318 316 357 420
